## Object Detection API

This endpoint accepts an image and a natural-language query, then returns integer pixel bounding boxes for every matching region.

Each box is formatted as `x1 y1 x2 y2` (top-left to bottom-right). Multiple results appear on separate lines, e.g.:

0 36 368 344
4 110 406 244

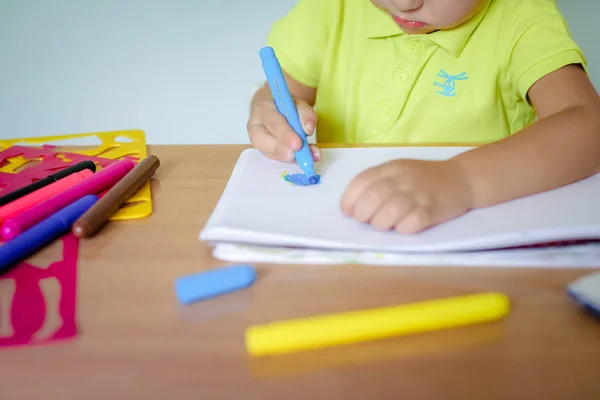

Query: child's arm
453 64 600 208
341 64 600 234
247 71 320 162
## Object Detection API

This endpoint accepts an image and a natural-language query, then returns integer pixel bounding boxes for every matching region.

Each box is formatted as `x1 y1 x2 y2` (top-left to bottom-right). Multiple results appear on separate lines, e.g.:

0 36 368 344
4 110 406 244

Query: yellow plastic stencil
0 130 152 220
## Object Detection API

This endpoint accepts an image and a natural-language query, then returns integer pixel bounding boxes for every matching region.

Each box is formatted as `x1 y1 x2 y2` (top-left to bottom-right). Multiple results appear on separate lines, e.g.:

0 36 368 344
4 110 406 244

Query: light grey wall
0 0 596 144
556 1 598 86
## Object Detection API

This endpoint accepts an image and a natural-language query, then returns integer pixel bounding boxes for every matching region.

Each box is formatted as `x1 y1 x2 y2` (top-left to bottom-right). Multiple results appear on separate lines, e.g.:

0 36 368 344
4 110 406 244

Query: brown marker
72 155 160 237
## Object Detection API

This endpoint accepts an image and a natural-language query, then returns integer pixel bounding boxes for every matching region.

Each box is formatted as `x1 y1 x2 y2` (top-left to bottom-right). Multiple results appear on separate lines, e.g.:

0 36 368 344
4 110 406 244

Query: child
247 0 600 234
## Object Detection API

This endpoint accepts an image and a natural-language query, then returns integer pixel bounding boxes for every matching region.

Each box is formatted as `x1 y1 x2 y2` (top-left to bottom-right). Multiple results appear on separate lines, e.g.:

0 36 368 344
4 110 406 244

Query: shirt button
377 100 392 115
395 68 410 83
409 41 422 54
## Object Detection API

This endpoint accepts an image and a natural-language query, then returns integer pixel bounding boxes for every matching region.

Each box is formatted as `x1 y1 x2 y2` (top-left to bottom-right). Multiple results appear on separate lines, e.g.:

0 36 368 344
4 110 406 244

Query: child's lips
392 15 426 29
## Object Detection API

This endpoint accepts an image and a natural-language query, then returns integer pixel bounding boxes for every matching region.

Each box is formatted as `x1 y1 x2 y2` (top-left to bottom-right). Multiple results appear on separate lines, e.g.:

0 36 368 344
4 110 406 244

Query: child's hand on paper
247 96 320 163
340 159 474 234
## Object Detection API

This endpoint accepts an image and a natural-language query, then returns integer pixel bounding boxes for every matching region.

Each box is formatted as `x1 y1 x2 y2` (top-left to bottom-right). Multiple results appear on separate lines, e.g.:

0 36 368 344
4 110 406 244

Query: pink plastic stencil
0 234 79 349
0 145 138 195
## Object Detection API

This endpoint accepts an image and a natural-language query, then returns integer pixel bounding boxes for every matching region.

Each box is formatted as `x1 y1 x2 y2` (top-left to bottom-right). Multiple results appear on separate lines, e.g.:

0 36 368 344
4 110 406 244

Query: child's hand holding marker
247 68 320 164
254 47 320 186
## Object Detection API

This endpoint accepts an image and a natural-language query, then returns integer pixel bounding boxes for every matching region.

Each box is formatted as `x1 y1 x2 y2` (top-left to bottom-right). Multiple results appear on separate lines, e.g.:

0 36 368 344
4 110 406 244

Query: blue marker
0 194 98 272
259 46 317 183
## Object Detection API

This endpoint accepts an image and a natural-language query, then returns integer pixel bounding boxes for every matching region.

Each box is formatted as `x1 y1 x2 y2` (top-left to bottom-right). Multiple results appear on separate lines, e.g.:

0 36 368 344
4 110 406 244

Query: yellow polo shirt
266 0 587 144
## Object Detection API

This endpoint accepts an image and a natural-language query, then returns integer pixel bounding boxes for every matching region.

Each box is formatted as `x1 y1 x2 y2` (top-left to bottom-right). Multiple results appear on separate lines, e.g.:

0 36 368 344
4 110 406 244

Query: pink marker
1 159 134 241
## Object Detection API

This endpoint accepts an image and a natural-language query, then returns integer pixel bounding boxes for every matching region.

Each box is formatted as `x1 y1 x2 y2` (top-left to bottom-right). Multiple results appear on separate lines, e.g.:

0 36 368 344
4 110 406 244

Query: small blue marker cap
175 265 256 305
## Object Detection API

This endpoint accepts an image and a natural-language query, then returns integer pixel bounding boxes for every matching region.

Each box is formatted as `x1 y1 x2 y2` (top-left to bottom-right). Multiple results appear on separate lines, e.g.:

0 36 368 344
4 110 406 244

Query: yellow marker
245 292 510 356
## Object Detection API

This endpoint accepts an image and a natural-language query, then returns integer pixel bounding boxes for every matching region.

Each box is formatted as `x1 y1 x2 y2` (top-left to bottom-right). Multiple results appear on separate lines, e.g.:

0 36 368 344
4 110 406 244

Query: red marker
0 169 94 225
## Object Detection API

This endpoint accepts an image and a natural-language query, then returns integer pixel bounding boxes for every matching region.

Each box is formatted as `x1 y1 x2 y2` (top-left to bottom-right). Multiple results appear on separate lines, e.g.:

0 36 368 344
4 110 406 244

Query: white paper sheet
212 243 600 268
200 147 600 253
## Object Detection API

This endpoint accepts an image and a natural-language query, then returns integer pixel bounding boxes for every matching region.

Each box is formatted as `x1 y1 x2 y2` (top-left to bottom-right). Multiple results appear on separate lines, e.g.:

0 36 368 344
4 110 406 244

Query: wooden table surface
1 145 599 400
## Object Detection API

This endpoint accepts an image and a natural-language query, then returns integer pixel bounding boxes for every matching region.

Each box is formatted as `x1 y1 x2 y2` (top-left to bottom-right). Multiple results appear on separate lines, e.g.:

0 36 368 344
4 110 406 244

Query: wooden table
1 145 599 400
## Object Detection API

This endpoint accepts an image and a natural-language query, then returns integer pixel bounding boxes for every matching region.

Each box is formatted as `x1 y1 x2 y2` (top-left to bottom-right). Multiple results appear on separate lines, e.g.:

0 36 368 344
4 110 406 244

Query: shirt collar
364 0 492 58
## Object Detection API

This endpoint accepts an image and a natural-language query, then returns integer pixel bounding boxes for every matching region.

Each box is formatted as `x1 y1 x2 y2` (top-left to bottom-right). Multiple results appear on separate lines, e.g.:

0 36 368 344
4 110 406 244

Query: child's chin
397 25 437 34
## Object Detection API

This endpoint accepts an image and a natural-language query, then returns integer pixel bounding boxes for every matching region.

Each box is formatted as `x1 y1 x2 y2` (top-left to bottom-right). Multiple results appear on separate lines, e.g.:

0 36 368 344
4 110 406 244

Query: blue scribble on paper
284 173 321 186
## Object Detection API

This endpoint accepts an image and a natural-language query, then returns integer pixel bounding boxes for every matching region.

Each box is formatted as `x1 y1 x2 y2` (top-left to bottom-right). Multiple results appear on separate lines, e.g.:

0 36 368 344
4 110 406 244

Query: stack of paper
199 147 600 267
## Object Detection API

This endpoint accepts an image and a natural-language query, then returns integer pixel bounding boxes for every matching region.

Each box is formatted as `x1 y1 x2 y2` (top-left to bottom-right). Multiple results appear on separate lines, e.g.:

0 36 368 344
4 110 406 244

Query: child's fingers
296 100 317 136
370 194 416 231
394 207 435 234
248 123 294 162
340 166 387 215
346 178 396 223
265 112 303 151
309 144 321 161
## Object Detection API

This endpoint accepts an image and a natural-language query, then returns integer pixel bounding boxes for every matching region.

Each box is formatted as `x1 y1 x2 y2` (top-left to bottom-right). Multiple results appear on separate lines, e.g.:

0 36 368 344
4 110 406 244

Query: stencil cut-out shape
23 239 64 270
114 135 134 143
13 159 42 173
0 234 79 349
0 280 16 338
54 153 72 163
31 278 63 341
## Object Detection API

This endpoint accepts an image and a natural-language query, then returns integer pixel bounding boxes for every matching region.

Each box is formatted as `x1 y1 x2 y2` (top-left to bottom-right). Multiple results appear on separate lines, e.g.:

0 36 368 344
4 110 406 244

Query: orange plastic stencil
0 130 151 220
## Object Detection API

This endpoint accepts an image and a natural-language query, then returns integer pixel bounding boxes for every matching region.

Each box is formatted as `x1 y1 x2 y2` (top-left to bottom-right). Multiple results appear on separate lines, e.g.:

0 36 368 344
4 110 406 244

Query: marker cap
175 265 256 305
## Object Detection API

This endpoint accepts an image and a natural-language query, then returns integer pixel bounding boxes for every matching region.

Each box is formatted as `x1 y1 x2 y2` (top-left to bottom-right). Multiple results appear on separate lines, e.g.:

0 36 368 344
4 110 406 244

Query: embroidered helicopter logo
434 70 468 97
